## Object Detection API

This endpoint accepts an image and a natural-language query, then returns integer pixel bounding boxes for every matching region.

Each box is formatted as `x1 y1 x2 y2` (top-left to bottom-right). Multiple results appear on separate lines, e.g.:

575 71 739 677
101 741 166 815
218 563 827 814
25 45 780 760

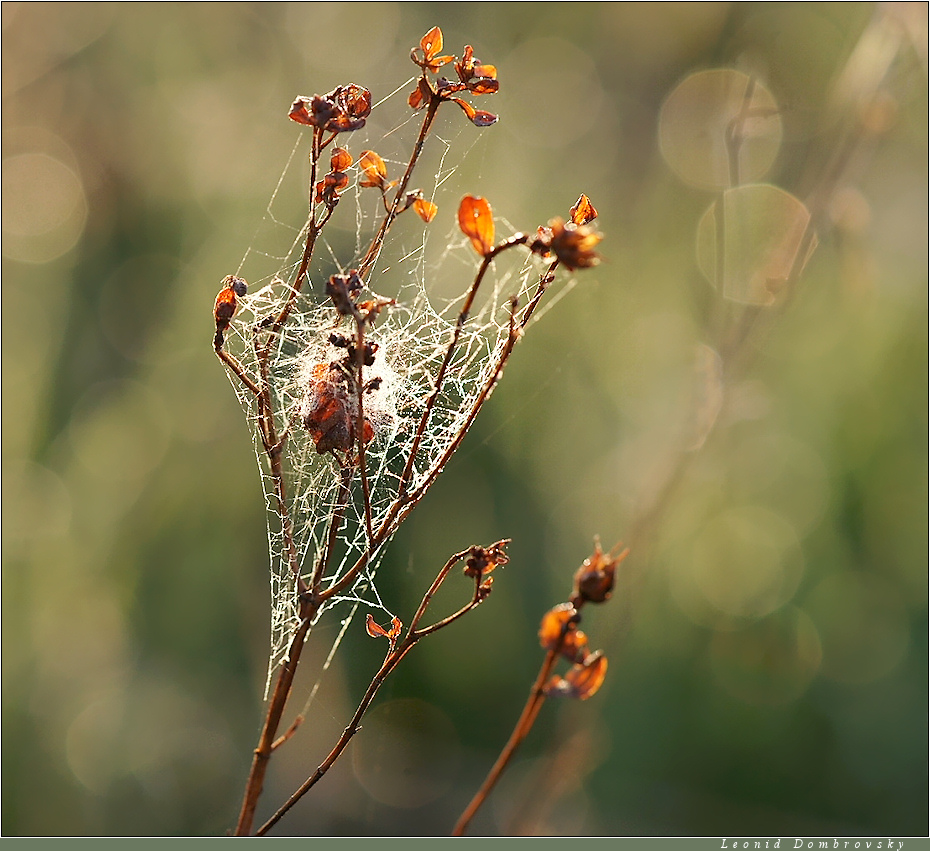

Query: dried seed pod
213 275 248 350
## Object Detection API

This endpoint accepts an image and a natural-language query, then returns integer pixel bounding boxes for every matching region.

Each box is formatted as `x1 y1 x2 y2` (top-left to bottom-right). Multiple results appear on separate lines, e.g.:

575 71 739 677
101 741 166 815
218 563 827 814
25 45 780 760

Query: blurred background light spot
658 69 783 190
803 571 910 684
2 152 87 263
2 460 72 556
696 184 815 306
351 698 460 809
689 505 803 620
66 687 127 795
709 605 822 705
68 379 172 485
725 430 830 538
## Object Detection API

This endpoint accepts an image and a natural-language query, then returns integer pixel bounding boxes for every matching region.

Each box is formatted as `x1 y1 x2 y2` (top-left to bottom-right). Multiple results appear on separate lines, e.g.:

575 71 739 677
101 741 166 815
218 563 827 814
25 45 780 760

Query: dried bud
326 274 358 318
538 602 579 652
571 541 628 606
213 275 248 350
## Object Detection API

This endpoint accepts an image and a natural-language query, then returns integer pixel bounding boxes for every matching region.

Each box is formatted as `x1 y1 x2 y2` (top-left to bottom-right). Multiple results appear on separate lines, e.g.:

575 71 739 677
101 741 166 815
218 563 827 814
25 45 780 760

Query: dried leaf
470 109 498 127
469 79 500 96
564 652 608 700
458 195 495 256
452 98 498 127
570 194 598 225
288 96 314 126
544 652 609 700
366 613 387 638
330 147 353 173
453 98 477 121
358 150 388 188
420 26 443 59
413 197 438 222
365 614 403 640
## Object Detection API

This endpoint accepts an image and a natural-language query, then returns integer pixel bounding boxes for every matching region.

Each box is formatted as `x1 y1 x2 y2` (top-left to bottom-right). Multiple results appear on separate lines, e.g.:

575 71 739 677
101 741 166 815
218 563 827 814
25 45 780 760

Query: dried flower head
289 84 372 133
298 361 375 455
408 26 499 127
463 540 510 579
454 45 499 95
410 26 453 74
533 217 602 270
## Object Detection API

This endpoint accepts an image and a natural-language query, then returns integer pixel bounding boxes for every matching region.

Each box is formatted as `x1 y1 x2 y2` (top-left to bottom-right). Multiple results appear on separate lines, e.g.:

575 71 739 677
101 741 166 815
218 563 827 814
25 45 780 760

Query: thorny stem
257 546 491 835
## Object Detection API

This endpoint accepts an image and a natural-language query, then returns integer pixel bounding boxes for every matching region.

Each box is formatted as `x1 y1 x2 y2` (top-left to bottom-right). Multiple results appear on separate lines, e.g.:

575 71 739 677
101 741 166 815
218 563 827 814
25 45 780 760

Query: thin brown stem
357 95 441 281
266 129 325 333
257 543 490 835
452 645 561 836
354 320 375 549
310 464 353 590
395 234 529 502
214 347 261 396
234 617 313 836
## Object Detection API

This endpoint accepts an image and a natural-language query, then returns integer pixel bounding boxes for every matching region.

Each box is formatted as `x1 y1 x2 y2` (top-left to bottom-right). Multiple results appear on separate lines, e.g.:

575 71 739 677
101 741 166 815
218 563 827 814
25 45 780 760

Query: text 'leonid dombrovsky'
722 841 905 850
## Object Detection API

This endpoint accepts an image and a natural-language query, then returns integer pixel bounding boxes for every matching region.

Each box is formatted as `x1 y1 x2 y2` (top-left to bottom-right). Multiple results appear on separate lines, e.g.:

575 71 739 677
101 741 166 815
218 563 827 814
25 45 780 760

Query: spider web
220 84 550 701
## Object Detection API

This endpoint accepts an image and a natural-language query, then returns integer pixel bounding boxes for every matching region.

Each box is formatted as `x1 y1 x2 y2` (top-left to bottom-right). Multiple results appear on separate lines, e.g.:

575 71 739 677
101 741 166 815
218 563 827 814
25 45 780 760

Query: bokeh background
3 2 927 837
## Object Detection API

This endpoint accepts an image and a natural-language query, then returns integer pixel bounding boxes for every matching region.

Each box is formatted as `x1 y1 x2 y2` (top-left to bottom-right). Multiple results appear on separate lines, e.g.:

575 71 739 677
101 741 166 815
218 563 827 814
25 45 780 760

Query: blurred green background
3 2 927 837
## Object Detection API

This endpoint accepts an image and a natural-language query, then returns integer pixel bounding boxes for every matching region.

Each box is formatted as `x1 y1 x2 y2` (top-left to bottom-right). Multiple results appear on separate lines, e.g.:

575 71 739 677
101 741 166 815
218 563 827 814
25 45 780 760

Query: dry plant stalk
453 541 629 836
213 27 605 836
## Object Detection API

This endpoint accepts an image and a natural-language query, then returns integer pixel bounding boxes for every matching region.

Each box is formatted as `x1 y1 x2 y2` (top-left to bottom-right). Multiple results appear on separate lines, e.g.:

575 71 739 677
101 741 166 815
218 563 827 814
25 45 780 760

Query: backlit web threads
219 89 542 699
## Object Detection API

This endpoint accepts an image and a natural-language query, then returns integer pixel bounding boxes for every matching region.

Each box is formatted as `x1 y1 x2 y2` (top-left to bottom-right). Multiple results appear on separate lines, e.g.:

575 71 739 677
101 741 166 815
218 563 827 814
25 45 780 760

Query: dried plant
213 26 606 836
